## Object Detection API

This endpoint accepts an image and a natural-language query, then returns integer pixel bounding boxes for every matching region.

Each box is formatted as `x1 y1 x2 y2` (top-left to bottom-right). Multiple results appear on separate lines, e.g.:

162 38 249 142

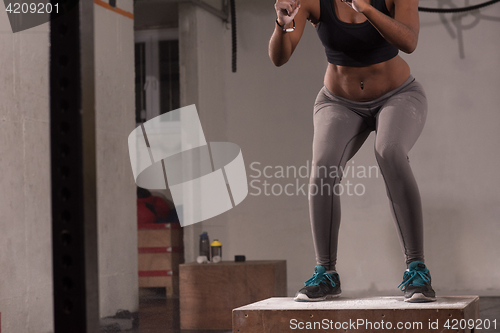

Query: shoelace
398 270 430 291
304 271 337 287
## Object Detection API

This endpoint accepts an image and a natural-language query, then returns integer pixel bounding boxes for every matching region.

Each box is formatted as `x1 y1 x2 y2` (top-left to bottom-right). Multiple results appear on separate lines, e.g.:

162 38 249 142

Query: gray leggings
310 75 427 271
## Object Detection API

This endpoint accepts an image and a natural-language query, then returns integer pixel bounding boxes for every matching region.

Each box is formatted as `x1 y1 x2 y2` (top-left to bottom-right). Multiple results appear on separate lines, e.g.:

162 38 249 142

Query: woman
269 0 436 302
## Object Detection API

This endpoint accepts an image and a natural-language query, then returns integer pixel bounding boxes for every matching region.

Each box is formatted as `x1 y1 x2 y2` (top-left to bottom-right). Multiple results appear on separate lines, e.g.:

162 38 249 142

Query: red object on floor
152 196 170 218
137 195 171 223
137 201 156 224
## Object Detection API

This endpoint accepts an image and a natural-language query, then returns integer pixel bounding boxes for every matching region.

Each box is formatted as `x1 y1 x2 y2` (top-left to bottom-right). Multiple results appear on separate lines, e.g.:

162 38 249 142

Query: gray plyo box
233 296 480 332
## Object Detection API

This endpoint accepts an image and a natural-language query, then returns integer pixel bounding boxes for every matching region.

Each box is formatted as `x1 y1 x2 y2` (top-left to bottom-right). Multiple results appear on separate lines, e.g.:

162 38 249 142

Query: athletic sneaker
398 261 436 302
294 265 341 302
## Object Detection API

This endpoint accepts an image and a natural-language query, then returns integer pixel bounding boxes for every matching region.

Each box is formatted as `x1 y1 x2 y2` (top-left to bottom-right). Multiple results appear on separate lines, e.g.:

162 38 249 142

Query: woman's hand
342 0 370 13
269 0 308 66
275 0 301 26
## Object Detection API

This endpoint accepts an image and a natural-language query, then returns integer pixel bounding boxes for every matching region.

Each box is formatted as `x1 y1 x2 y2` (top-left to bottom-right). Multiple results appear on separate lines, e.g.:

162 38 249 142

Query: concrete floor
101 292 500 333
100 288 232 333
480 297 500 333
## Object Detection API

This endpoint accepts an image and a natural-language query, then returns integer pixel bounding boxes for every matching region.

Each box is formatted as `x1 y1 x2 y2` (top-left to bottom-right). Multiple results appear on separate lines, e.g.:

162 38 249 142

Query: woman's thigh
313 91 372 172
374 80 428 156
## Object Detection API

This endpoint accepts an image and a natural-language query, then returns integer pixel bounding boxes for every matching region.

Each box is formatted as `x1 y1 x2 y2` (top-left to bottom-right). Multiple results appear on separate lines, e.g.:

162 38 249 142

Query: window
134 29 180 124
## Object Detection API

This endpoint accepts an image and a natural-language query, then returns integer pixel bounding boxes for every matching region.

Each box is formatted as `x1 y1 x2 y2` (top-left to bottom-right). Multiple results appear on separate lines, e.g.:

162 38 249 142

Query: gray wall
179 2 231 263
0 16 53 333
0 1 137 331
181 0 500 297
95 0 138 318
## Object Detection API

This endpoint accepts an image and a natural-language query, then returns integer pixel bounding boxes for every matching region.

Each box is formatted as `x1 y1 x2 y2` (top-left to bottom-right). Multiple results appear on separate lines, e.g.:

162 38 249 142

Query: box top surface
181 260 286 267
233 296 479 311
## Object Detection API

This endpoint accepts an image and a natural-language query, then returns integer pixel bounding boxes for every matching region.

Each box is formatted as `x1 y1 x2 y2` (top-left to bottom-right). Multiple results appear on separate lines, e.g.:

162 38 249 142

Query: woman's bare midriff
324 54 411 102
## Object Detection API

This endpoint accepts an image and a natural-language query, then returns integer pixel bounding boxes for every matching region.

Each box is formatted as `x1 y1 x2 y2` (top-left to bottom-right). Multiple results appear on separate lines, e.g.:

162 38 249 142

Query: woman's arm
347 0 420 54
269 0 309 66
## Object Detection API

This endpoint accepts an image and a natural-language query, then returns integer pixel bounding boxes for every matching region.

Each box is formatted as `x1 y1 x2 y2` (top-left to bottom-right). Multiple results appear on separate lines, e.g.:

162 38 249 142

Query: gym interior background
0 0 499 331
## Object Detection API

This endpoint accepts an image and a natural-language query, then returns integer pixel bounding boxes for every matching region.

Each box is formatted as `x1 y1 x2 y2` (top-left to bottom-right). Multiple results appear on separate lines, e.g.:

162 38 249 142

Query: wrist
359 2 373 15
276 18 295 32
276 17 286 26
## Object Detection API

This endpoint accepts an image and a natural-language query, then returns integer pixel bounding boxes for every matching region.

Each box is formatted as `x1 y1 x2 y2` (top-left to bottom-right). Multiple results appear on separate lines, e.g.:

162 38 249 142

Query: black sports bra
315 0 399 67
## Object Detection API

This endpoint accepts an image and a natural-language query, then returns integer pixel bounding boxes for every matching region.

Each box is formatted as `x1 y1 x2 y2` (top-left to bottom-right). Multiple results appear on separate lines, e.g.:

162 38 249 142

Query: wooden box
138 223 183 297
233 296 481 333
180 260 287 330
137 223 183 248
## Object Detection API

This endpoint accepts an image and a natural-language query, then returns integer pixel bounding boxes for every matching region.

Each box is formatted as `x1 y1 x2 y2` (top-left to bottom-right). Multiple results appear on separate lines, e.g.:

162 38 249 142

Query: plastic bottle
199 232 210 261
211 239 222 263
